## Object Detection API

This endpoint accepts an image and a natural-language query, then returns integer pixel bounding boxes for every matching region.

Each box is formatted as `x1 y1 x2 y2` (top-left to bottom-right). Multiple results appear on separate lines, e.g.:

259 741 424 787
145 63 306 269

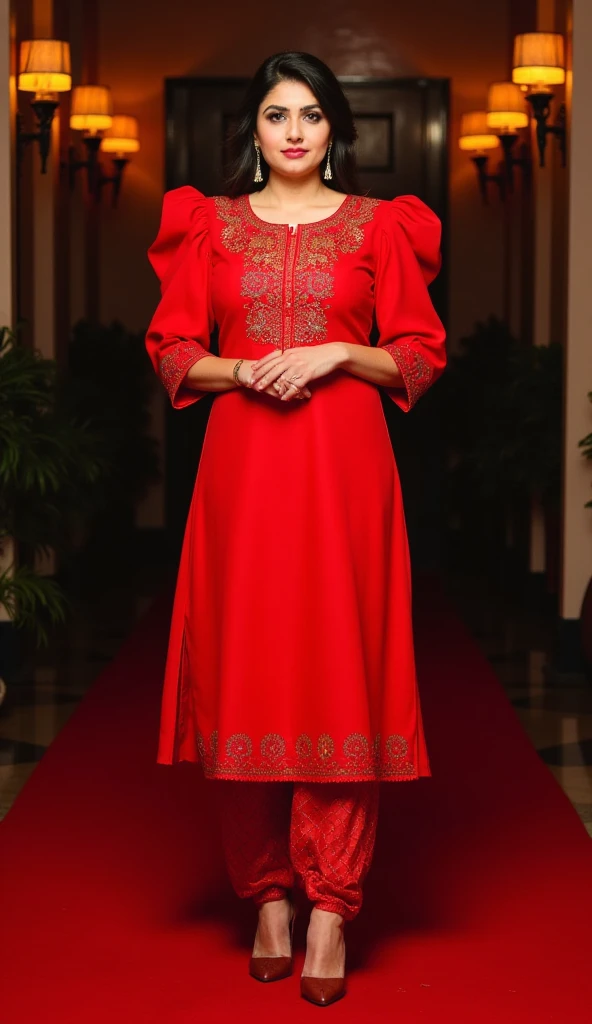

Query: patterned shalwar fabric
214 780 380 921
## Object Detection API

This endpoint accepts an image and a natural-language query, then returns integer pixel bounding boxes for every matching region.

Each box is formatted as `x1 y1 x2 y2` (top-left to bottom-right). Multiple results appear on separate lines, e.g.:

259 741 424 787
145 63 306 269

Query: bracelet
233 358 247 387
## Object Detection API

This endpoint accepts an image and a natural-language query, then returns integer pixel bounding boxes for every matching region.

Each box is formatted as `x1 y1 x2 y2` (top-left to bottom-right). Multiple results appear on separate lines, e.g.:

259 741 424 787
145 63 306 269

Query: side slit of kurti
172 623 189 762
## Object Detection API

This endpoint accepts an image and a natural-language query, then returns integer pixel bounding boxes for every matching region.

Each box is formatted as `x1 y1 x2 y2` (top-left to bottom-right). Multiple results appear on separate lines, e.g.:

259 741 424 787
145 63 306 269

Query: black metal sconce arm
526 93 566 168
65 135 102 193
498 134 532 192
16 97 59 175
95 158 130 207
64 139 129 206
472 155 506 204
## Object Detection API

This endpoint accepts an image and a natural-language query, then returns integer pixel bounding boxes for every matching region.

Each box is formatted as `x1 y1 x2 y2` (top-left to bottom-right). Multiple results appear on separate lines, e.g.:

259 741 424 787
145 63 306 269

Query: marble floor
442 543 592 838
1 532 591 836
0 541 170 821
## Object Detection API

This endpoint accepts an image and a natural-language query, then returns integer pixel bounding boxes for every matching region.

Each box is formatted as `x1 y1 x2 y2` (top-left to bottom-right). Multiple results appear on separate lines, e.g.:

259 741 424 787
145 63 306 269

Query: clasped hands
239 343 346 402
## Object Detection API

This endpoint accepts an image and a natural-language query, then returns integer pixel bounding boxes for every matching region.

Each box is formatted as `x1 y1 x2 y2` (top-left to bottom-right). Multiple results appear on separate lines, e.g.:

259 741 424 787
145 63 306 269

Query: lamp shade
18 39 71 93
459 112 499 153
100 115 140 155
512 32 566 87
70 86 113 132
486 82 529 131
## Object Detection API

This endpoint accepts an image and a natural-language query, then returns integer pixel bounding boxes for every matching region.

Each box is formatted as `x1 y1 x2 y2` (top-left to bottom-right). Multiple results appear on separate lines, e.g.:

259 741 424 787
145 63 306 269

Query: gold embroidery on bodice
214 193 380 350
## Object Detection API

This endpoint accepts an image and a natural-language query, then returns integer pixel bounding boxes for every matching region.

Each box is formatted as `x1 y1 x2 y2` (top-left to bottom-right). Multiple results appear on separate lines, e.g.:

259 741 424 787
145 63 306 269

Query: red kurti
145 186 446 782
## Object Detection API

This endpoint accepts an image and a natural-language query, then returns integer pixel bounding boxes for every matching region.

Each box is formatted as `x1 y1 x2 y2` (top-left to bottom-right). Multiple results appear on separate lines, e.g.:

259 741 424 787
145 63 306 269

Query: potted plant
440 316 563 588
0 326 102 685
1 318 161 692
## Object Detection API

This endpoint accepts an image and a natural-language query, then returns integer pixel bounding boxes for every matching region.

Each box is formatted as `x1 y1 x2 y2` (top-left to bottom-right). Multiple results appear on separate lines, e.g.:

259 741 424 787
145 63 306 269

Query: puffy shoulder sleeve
374 195 447 412
145 185 215 408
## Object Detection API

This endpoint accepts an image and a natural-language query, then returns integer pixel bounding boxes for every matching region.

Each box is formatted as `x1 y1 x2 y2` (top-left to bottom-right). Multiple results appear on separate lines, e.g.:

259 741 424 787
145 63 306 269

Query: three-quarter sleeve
374 195 447 412
145 185 215 408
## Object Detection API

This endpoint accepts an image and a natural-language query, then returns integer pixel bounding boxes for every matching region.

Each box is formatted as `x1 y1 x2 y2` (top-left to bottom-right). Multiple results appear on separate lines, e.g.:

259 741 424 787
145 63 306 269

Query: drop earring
254 141 263 183
323 140 333 181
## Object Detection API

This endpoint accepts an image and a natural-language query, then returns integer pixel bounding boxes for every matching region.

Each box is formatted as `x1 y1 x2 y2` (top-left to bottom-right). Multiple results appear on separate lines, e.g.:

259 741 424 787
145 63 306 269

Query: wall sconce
17 39 72 174
66 85 113 192
486 82 531 191
97 116 140 207
459 112 504 204
512 32 566 168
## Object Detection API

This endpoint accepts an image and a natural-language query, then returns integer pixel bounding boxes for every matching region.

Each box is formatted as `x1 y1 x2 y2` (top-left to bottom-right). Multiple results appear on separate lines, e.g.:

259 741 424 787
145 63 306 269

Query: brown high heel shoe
249 900 297 983
300 975 346 1007
300 911 346 1006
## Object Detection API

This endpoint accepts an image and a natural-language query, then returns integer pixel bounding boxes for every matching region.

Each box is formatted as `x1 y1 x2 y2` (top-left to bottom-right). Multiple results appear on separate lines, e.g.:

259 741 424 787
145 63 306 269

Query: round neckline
243 192 352 229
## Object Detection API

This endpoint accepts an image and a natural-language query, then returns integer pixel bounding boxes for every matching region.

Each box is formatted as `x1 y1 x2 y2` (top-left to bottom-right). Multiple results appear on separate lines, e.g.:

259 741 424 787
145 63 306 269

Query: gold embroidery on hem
192 729 417 778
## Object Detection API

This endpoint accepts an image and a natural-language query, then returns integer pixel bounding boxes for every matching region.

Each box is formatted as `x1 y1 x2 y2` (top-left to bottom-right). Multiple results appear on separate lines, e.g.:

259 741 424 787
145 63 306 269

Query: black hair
222 51 362 198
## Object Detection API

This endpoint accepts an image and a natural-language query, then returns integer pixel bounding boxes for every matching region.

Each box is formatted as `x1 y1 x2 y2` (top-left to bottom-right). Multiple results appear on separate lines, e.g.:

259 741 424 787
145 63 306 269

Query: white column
561 0 592 622
529 0 558 575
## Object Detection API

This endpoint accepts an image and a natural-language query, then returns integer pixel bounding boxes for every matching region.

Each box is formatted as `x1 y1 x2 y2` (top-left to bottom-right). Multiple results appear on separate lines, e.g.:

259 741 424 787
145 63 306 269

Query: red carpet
1 573 590 1023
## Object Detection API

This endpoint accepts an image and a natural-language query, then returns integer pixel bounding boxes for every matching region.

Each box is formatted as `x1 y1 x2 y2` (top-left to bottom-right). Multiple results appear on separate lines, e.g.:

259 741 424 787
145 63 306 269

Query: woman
145 51 446 1007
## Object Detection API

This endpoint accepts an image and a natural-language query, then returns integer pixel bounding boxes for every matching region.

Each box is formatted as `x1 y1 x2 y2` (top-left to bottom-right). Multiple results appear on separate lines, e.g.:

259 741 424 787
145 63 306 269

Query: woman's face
254 78 332 180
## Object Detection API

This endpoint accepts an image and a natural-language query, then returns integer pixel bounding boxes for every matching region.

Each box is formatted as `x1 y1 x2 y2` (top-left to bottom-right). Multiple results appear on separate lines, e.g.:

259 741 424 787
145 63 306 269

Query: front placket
282 223 301 351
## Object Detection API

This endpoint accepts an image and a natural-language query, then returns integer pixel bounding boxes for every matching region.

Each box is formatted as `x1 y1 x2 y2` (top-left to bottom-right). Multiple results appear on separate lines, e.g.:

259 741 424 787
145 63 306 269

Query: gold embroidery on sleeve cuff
382 340 433 410
160 341 211 404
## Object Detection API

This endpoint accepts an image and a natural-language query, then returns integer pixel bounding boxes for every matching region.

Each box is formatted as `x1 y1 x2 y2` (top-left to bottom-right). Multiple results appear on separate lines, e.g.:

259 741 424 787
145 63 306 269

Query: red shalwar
215 780 380 920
